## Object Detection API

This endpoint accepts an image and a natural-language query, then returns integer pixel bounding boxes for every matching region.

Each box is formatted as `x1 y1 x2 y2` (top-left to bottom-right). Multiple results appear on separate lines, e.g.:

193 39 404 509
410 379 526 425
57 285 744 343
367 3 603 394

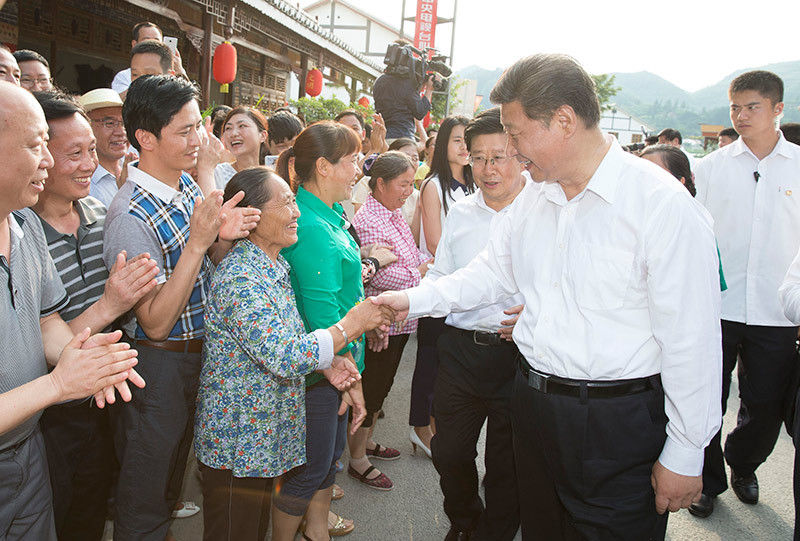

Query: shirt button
552 282 559 288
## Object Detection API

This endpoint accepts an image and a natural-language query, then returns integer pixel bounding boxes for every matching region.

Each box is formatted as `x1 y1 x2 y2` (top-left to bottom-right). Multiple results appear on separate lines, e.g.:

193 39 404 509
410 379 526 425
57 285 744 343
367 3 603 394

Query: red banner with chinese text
414 0 438 53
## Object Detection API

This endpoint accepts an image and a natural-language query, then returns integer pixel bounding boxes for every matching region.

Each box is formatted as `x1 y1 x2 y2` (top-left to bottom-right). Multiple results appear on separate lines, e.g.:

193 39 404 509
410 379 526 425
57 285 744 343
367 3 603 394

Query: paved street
107 334 796 540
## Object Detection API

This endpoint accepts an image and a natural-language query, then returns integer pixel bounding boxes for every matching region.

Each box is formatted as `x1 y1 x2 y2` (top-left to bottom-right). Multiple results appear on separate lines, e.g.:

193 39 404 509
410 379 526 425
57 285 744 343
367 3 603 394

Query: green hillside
455 62 800 137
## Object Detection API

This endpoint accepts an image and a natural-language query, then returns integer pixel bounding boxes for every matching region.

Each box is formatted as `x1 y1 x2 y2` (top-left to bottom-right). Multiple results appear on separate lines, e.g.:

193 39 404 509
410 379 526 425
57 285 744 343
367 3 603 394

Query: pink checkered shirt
353 193 427 335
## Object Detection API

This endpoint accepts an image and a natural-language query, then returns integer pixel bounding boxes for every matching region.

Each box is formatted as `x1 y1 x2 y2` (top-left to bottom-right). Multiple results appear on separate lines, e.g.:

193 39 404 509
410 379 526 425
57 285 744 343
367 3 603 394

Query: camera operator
373 68 436 143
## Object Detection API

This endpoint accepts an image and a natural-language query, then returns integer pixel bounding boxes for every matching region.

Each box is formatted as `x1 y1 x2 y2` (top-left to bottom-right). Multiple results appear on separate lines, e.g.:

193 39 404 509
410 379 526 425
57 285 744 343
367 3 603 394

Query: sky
303 0 800 92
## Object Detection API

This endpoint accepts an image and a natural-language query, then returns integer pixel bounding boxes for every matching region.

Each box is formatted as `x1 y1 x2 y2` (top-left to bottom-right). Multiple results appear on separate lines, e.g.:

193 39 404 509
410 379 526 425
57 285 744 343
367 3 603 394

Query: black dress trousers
431 326 520 540
702 321 798 497
511 365 669 541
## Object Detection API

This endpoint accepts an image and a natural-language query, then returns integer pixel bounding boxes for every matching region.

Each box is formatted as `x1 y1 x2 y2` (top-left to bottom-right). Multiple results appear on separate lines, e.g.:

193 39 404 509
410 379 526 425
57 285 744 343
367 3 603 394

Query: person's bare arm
67 252 158 335
419 179 442 256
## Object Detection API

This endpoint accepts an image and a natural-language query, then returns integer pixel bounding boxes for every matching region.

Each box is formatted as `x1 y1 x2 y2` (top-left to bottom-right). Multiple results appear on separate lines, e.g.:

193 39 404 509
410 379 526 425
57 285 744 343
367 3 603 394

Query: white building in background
600 107 653 145
449 78 478 118
303 0 412 62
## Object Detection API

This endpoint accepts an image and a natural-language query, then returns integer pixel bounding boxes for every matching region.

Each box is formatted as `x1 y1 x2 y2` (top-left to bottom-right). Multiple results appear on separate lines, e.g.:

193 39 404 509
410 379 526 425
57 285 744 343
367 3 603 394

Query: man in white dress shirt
692 70 800 518
374 53 722 540
428 108 526 541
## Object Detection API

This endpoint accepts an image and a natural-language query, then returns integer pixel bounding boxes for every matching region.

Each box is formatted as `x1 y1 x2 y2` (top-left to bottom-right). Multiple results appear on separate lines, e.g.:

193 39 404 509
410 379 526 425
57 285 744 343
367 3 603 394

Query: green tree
431 77 466 122
592 73 620 111
289 96 376 124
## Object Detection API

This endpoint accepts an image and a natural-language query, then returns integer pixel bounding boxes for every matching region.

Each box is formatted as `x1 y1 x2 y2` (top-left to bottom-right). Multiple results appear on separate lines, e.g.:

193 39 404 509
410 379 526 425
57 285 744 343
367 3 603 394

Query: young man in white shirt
692 70 800 518
428 107 526 541
374 54 722 540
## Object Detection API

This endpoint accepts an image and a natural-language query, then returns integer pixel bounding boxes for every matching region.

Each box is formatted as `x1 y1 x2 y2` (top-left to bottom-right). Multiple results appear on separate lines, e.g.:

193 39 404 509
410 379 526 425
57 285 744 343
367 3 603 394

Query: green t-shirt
281 186 366 387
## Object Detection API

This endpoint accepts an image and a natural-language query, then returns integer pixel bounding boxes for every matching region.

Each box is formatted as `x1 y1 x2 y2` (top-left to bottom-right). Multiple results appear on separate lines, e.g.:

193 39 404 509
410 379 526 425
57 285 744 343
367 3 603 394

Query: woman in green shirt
273 121 368 541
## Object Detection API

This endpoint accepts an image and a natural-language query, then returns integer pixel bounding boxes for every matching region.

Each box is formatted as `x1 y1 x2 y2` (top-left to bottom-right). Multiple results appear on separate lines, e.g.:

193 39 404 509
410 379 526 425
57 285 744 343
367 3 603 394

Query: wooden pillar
349 76 357 104
200 11 214 109
298 53 308 100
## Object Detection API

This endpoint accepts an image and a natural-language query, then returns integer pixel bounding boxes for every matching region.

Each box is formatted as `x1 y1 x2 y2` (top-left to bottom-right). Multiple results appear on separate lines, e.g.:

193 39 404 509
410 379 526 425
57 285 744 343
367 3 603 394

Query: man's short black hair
464 107 503 150
729 70 783 105
718 127 739 139
33 90 87 124
132 21 162 42
645 135 659 146
657 128 682 144
335 109 365 131
123 75 199 151
131 40 172 74
12 49 49 70
267 111 303 145
781 123 800 146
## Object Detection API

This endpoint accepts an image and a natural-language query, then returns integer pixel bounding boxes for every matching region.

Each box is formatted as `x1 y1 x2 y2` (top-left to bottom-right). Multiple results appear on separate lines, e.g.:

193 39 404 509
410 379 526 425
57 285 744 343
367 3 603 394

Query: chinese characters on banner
414 0 438 53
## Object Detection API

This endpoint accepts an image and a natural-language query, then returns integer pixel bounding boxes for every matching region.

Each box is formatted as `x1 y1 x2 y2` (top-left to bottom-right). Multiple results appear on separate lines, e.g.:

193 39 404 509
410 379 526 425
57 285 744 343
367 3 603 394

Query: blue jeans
274 381 347 516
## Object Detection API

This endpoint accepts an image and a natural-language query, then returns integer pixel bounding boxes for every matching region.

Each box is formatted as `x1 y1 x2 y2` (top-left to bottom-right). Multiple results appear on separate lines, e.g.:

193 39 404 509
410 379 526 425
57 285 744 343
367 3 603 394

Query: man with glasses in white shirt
428 107 527 541
692 70 800 518
374 53 722 540
79 89 128 207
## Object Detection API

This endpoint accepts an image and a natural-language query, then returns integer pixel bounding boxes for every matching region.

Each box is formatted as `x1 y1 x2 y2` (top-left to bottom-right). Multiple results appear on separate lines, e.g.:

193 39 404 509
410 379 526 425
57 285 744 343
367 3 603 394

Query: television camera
383 43 452 93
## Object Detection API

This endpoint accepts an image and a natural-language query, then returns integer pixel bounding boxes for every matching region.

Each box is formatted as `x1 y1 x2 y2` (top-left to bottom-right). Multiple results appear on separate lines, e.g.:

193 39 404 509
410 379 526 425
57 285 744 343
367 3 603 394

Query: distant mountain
454 61 800 137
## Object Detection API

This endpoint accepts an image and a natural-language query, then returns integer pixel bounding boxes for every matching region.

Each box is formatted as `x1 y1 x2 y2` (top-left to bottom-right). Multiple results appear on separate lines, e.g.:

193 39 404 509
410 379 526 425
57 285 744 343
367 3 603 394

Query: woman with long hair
214 106 269 189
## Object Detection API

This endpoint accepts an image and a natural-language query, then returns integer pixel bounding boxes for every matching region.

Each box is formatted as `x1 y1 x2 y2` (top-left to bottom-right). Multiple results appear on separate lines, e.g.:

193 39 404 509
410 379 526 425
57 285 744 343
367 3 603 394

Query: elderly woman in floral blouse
194 167 393 541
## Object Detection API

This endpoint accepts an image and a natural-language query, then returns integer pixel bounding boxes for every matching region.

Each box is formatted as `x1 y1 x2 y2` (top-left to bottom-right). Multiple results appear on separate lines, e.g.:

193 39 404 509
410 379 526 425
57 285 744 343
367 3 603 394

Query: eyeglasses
468 155 512 168
20 77 52 86
91 118 125 130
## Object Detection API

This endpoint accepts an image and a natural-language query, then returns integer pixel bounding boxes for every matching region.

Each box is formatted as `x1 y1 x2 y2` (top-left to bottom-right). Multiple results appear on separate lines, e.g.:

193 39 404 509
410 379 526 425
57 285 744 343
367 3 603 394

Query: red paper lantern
213 41 237 93
358 96 370 108
305 68 323 97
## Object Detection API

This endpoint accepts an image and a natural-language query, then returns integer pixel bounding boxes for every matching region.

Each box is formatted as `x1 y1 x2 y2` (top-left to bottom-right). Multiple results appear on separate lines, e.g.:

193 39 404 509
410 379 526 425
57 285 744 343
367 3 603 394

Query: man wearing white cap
78 88 128 208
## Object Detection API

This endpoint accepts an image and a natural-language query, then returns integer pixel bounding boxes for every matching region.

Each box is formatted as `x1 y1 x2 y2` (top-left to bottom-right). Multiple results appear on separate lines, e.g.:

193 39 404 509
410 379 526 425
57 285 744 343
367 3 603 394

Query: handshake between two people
315 292 410 432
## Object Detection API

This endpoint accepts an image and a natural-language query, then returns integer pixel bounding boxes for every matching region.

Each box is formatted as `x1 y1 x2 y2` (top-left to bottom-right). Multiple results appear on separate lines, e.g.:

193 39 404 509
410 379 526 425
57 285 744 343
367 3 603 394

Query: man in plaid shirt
103 75 259 541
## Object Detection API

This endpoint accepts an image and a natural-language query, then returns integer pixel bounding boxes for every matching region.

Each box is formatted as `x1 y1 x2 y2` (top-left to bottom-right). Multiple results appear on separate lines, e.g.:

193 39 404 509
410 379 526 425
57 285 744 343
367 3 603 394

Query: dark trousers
199 462 272 541
511 366 668 541
0 428 57 541
40 400 114 541
362 334 410 428
702 321 798 497
275 381 347 516
410 316 446 427
111 343 201 541
431 327 519 540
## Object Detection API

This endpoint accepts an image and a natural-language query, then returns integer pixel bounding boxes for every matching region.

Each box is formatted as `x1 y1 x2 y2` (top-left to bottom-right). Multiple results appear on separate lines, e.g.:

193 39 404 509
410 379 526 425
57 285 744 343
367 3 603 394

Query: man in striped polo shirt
0 81 144 541
31 91 161 541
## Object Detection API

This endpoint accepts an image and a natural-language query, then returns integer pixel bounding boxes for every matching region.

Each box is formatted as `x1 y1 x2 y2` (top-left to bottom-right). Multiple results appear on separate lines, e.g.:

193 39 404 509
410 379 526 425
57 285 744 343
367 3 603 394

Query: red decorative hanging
213 41 237 93
305 68 323 97
358 96 370 108
423 111 432 129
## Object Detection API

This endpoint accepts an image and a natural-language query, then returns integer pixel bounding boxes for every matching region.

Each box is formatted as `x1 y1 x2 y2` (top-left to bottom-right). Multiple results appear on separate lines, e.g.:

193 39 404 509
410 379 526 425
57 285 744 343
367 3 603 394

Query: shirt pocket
572 242 635 310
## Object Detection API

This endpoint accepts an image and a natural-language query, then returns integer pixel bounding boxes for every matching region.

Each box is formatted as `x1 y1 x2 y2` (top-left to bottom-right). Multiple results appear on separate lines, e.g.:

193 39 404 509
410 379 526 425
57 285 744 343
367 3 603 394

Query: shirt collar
127 162 184 205
364 193 401 222
450 178 468 194
8 211 25 240
730 130 793 160
91 163 115 184
474 173 529 214
240 239 291 283
296 185 346 229
583 137 623 205
37 198 98 244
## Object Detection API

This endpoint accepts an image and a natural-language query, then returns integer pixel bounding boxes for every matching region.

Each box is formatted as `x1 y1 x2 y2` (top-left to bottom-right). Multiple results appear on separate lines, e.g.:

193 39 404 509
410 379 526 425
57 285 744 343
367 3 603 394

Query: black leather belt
453 327 505 347
518 356 660 398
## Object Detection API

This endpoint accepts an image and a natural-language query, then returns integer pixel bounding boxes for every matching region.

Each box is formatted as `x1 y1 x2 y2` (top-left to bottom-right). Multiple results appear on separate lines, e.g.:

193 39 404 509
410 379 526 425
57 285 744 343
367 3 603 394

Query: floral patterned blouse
195 239 332 478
